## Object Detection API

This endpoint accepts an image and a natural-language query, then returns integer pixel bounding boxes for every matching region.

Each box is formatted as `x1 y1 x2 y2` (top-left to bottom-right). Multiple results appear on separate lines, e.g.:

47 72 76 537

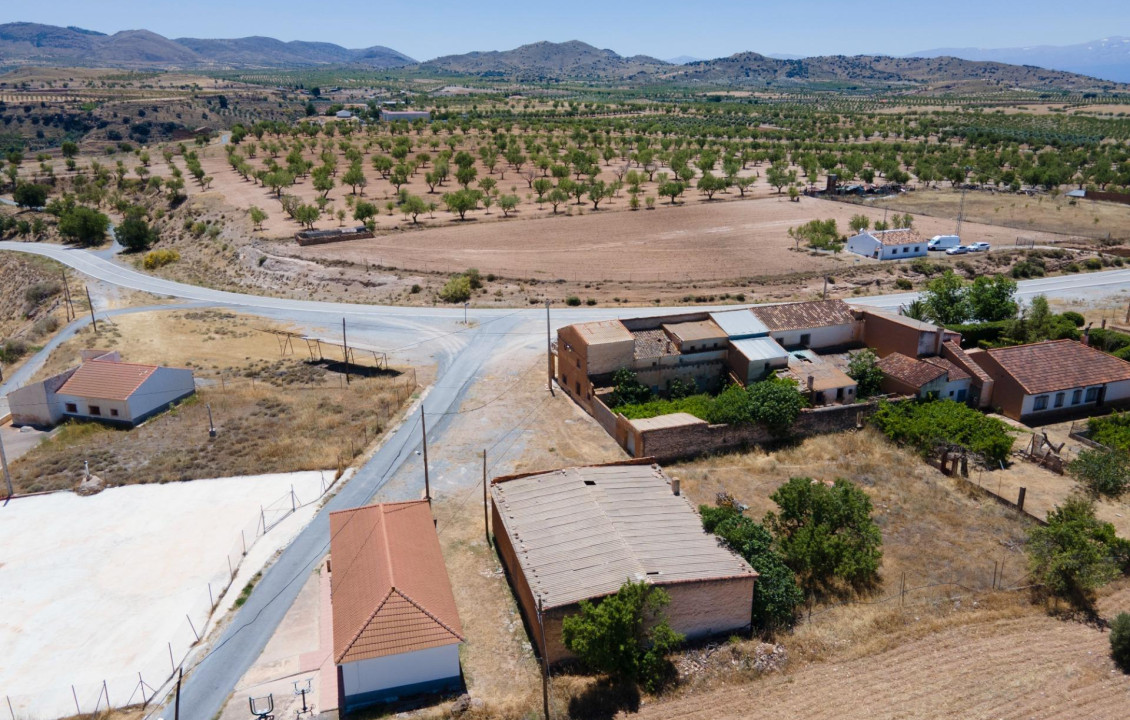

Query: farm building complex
329 501 464 711
6 350 195 428
490 460 757 663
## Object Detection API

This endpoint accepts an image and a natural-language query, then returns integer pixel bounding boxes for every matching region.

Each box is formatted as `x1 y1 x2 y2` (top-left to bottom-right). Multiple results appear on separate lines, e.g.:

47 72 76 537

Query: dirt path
635 614 1130 720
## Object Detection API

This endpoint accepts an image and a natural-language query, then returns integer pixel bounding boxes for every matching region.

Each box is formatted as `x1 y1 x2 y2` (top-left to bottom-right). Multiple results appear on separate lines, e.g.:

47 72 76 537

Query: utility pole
421 407 430 503
342 317 349 385
173 667 182 720
61 270 75 320
0 427 13 501
482 449 489 546
85 286 98 333
545 299 554 396
206 403 216 438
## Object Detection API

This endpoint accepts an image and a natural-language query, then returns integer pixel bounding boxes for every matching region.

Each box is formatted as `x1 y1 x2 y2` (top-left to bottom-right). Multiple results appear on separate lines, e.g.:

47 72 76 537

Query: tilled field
636 614 1130 720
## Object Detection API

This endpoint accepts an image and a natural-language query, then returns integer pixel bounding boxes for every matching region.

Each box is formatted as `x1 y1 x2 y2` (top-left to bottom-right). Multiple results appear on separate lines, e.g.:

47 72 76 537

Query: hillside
913 37 1130 84
0 22 415 69
669 52 1125 92
420 40 672 79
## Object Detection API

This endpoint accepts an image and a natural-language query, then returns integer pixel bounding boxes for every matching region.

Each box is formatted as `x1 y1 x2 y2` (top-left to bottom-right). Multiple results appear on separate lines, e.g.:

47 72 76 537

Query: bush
615 377 806 433
701 503 802 632
57 205 110 247
1084 257 1103 270
23 280 61 306
948 320 1011 348
765 477 883 593
871 399 1014 464
31 315 59 337
562 580 683 692
609 368 653 407
1088 328 1130 355
438 275 472 303
1112 613 1130 673
565 295 581 306
1067 447 1130 500
1027 496 1122 610
847 348 883 399
1061 311 1086 327
142 248 180 269
116 215 159 252
0 338 30 363
12 182 49 209
1088 412 1130 453
894 277 913 290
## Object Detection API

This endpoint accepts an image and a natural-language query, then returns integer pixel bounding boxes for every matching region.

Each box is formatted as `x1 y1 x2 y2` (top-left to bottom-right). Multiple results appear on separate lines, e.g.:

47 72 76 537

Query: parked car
945 245 969 255
928 234 962 251
966 242 991 252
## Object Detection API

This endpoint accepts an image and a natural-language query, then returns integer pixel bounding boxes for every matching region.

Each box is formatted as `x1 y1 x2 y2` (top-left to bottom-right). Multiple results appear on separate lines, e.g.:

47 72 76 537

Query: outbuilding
329 501 464 711
846 229 927 261
490 460 757 664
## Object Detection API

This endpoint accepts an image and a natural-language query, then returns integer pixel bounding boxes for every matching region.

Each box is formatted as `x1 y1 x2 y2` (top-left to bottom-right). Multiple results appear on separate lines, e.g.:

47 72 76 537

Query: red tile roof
330 501 463 665
751 299 856 332
877 352 947 388
56 359 158 401
923 356 970 382
984 339 1130 395
942 341 992 384
870 229 924 247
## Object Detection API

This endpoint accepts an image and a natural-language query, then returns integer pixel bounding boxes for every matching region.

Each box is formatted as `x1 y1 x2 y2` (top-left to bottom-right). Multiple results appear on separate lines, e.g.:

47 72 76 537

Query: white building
7 351 195 428
330 501 463 711
751 299 860 350
846 229 927 261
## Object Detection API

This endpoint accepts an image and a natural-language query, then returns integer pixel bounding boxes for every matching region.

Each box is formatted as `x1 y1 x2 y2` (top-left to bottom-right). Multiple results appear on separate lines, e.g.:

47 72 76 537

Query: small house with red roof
329 500 464 711
6 350 195 428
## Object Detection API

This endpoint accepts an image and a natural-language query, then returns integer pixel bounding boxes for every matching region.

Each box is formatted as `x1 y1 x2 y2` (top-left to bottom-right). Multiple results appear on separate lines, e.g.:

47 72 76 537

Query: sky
5 0 1129 61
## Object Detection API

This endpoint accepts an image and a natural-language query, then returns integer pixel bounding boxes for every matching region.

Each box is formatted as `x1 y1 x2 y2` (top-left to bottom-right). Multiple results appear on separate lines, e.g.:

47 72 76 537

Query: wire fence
3 471 344 720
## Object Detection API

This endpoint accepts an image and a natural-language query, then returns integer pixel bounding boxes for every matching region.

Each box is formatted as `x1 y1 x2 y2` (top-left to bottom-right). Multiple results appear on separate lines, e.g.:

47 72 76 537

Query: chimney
807 375 815 394
935 327 944 356
671 478 681 496
1084 323 1092 346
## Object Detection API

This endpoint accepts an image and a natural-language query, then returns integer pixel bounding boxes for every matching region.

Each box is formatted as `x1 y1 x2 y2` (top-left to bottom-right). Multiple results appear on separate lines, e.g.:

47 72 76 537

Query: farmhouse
877 352 971 402
490 461 757 664
329 501 464 711
750 299 860 350
6 350 195 428
967 339 1130 422
845 229 927 260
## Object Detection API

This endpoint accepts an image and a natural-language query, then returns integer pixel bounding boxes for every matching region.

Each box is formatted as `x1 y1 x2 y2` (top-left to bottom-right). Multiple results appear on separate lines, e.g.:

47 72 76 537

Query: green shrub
1026 497 1123 610
0 338 30 363
1061 311 1086 327
1088 328 1130 354
1112 613 1130 673
438 275 472 303
1088 413 1130 453
871 399 1014 464
565 295 581 306
142 248 181 269
1067 447 1130 500
894 277 913 290
24 280 62 306
1084 257 1104 270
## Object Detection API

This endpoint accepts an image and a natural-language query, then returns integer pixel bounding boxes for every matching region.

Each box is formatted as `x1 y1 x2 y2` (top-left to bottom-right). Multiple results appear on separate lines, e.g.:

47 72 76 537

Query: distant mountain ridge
422 40 669 79
911 37 1130 83
0 22 415 68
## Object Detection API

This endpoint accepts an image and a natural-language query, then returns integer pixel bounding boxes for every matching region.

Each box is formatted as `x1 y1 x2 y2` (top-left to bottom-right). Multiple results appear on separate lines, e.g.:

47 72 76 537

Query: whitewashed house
846 229 927 261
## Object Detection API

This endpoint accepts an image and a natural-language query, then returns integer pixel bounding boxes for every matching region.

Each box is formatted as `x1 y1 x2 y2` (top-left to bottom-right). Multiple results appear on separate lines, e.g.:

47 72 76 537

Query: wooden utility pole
421 407 430 503
482 449 489 546
545 299 554 396
173 667 182 720
342 317 349 385
85 286 98 333
0 428 13 501
61 270 75 320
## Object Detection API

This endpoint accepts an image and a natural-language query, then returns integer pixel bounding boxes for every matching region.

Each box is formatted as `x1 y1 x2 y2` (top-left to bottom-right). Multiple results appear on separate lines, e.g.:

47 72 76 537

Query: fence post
169 642 175 672
187 614 200 642
104 679 110 710
208 582 214 609
72 685 80 716
1017 487 1027 511
8 695 16 720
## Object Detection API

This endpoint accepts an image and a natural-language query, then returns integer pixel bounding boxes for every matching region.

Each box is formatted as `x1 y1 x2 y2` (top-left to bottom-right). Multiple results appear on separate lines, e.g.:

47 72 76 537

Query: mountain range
0 22 1125 92
911 37 1130 83
0 22 415 69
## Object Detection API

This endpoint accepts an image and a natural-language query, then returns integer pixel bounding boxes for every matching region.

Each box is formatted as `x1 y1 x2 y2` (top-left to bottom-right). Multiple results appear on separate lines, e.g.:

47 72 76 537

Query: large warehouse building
490 460 757 663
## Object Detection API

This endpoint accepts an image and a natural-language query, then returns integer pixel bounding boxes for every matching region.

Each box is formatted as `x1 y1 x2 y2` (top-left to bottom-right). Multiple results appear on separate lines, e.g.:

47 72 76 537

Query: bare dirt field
862 187 1130 241
287 196 1075 283
634 611 1130 720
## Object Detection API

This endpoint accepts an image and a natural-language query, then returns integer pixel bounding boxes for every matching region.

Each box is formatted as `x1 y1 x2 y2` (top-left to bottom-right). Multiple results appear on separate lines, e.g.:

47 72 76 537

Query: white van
927 235 962 251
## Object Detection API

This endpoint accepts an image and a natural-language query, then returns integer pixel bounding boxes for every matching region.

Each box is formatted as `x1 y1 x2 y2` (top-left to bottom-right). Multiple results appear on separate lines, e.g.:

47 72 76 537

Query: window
1033 396 1049 411
575 358 580 368
1085 387 1100 402
110 409 119 417
957 389 967 402
89 405 101 416
902 247 909 253
64 402 77 413
800 333 811 346
1072 389 1082 405
914 246 921 252
1054 393 1065 408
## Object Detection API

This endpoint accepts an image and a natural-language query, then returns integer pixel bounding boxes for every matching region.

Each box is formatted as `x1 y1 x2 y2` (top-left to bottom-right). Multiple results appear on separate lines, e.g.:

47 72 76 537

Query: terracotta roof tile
752 300 856 332
877 352 947 388
871 229 924 247
56 359 159 401
984 339 1130 395
922 356 970 382
330 501 463 665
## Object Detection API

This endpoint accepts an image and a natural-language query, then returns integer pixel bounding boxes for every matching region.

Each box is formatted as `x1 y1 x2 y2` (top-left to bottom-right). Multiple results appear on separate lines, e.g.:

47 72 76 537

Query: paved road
3 240 1129 720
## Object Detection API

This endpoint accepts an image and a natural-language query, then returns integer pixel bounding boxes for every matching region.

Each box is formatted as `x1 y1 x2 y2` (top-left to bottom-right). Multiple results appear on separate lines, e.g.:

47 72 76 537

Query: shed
490 460 756 664
709 310 770 340
751 300 859 349
329 501 464 711
728 337 789 383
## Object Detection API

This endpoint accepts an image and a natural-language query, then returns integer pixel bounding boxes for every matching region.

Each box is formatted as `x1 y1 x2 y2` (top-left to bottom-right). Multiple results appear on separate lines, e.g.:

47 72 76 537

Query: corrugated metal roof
731 337 789 363
491 464 756 610
330 501 463 665
57 359 159 401
710 310 770 339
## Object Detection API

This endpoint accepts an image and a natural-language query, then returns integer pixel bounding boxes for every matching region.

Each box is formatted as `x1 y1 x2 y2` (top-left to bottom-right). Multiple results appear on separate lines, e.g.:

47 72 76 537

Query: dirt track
288 196 1075 282
636 615 1130 720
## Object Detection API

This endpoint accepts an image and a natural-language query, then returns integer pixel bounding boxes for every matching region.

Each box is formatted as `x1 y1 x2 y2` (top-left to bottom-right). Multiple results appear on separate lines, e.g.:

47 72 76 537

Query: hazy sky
6 0 1128 61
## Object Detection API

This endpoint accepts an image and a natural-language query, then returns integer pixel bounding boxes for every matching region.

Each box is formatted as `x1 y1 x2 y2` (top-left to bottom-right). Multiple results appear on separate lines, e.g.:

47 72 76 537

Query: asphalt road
3 240 1129 720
